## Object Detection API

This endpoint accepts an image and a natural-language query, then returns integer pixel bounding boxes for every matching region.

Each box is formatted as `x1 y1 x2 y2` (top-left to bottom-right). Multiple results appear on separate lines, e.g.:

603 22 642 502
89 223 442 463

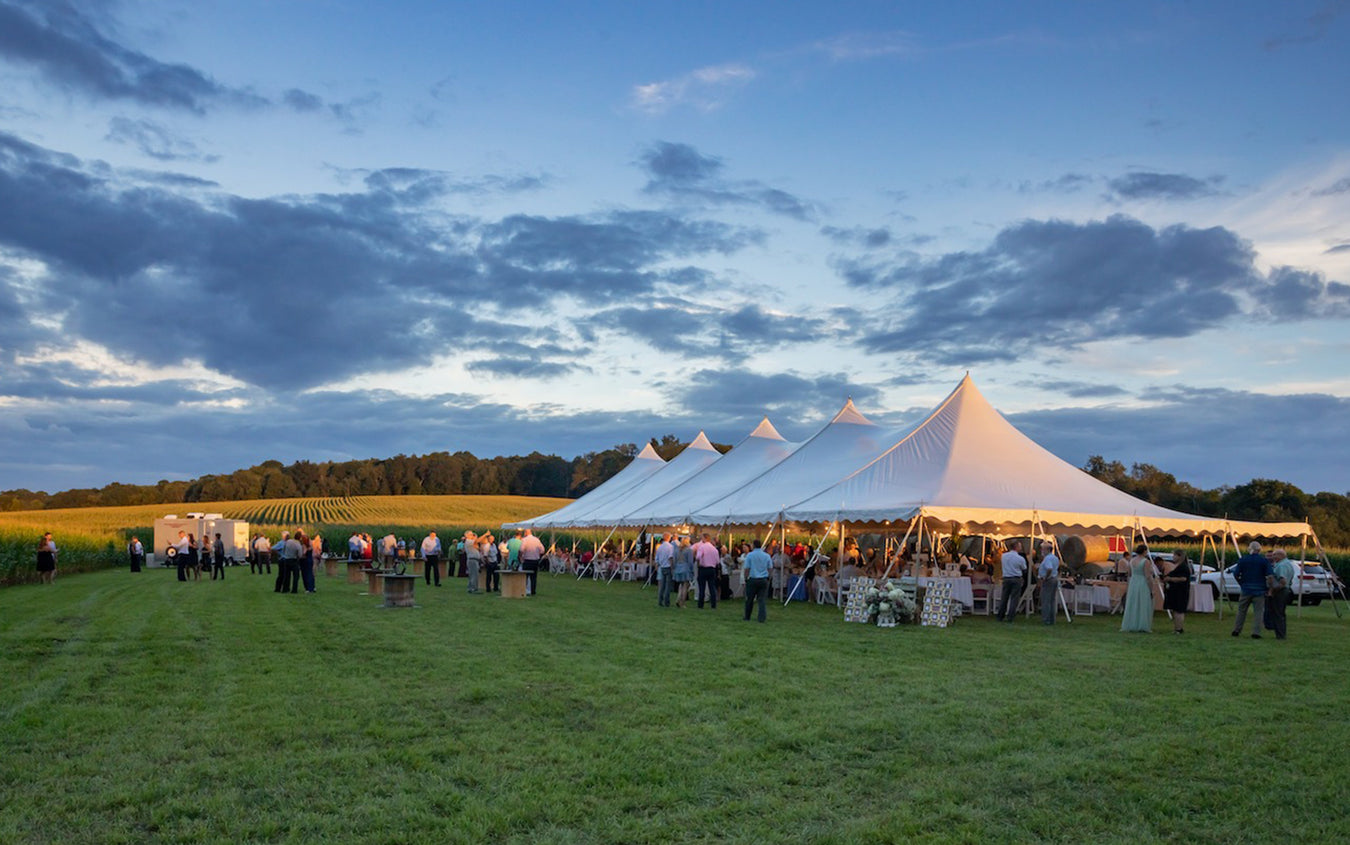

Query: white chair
1072 584 1095 615
815 576 837 605
969 582 993 615
836 576 853 608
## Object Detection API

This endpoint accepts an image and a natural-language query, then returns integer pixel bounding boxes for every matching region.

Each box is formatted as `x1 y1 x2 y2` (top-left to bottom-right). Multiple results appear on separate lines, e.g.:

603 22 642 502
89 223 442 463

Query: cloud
1325 244 1350 254
0 131 760 389
630 62 755 114
1263 2 1348 50
1017 378 1130 399
1108 171 1224 201
282 88 324 112
104 117 219 163
1021 173 1094 194
1011 385 1350 494
666 368 882 421
582 299 829 364
809 31 922 61
1312 175 1350 197
841 214 1350 364
0 0 266 112
639 141 815 221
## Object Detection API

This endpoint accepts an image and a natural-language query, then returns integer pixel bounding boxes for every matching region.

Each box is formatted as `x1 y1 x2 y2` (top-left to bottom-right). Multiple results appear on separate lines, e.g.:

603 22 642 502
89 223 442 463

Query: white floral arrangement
864 580 917 625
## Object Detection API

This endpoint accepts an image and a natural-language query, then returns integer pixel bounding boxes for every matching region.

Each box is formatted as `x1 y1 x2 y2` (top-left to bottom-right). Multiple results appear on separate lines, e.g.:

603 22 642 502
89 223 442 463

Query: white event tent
506 375 1313 544
780 374 1311 539
503 442 665 530
611 418 800 528
569 432 723 528
689 400 902 527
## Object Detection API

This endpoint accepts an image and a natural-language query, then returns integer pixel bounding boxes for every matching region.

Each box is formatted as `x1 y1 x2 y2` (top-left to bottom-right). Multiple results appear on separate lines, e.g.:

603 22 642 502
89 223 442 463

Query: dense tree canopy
2 446 1344 545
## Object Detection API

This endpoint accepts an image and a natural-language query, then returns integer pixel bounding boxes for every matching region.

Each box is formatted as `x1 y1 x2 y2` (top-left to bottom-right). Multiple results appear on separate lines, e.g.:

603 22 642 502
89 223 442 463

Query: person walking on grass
996 540 1027 622
655 533 675 607
464 531 482 594
211 533 226 581
1265 548 1296 640
741 539 773 623
693 533 720 609
1162 549 1192 634
421 531 442 587
673 536 694 608
127 536 144 572
252 533 271 575
1037 541 1060 625
1230 541 1272 639
36 532 57 584
519 529 545 595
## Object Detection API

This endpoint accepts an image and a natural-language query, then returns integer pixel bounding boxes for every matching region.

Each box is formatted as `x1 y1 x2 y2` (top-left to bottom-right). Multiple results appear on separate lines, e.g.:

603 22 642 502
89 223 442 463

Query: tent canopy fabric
502 442 665 529
505 376 1310 540
688 400 902 527
570 432 722 528
612 418 799 528
780 375 1309 538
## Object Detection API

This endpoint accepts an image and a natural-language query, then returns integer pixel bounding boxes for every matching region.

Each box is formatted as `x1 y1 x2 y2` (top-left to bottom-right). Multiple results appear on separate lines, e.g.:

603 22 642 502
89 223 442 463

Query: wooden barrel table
382 573 417 608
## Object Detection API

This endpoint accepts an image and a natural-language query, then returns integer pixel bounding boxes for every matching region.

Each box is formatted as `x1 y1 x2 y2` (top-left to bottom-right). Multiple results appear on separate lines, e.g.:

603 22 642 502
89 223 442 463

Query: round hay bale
1057 534 1112 566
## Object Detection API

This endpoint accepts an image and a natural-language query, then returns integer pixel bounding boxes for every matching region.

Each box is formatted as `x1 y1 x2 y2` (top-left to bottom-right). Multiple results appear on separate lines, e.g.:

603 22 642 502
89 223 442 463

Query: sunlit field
2 566 1348 843
0 495 571 585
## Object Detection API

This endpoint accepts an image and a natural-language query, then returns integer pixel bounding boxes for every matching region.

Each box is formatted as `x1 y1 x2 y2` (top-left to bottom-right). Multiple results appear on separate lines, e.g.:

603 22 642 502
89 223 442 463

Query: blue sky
1 0 1348 495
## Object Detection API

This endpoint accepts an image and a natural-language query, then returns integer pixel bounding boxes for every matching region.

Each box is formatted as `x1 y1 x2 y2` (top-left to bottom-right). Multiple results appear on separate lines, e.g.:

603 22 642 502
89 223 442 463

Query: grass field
2 568 1347 843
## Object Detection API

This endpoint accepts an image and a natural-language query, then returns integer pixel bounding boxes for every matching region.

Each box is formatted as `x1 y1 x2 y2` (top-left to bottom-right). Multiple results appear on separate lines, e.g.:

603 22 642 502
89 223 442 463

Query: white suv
1198 559 1340 606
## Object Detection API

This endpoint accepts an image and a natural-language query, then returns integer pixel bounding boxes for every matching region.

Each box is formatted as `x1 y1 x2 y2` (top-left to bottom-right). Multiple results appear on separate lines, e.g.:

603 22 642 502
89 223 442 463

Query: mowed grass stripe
2 569 1348 843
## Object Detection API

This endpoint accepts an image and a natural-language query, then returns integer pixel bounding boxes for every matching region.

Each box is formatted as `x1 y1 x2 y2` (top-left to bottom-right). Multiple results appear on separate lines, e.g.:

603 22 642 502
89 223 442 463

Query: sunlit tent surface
782 375 1311 538
689 400 901 527
503 442 665 529
570 432 723 528
611 418 801 528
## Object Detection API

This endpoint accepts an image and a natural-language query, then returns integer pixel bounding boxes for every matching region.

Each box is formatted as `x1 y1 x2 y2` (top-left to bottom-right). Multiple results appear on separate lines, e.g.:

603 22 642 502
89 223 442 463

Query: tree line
2 444 1346 546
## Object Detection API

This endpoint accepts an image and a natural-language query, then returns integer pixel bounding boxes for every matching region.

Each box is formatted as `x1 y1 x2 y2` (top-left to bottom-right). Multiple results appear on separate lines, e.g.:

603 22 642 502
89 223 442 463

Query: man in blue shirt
1230 541 1273 639
741 539 773 623
654 533 675 608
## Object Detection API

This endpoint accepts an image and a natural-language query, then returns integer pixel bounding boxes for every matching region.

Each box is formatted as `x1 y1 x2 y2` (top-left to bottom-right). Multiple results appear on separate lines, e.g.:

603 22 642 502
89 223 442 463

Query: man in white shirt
348 533 363 561
997 540 1028 623
654 533 675 608
174 531 190 582
127 536 144 572
1037 541 1060 625
252 533 271 575
519 529 546 596
421 532 442 586
380 533 397 568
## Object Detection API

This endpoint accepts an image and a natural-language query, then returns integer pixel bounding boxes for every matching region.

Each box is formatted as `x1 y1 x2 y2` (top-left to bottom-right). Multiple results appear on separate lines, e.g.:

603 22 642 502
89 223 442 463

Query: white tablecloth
918 576 974 609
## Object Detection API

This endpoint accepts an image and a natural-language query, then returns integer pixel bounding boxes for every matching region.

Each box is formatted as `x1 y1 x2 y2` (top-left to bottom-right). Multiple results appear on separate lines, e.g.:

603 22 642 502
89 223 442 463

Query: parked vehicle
1197 558 1339 605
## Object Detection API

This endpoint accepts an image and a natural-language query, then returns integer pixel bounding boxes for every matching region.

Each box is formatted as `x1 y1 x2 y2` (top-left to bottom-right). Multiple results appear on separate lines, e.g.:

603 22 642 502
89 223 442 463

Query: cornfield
0 495 569 585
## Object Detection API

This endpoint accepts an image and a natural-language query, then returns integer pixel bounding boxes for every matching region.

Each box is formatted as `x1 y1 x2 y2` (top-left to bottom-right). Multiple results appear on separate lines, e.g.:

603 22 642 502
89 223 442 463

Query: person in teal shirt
1265 548 1297 640
506 530 523 571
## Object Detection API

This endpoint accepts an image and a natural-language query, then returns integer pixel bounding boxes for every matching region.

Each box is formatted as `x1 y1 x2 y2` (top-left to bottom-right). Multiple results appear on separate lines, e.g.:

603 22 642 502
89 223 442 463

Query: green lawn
2 568 1347 844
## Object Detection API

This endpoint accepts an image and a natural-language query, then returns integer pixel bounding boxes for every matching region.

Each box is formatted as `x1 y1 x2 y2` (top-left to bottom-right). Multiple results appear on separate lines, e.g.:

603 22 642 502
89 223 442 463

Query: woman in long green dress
1120 545 1154 633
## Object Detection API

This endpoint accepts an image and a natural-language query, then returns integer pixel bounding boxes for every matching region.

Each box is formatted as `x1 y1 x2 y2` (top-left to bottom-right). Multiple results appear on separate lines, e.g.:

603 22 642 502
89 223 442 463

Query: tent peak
686 431 719 451
633 443 664 460
830 398 875 426
747 417 786 441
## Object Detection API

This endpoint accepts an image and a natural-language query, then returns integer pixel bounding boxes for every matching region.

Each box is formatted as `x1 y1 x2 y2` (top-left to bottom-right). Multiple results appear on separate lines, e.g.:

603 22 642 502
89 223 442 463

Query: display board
843 576 875 623
920 580 955 628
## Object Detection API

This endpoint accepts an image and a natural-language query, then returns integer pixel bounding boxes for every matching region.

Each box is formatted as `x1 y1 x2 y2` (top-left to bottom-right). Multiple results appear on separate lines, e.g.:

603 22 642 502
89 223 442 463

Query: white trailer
150 513 249 566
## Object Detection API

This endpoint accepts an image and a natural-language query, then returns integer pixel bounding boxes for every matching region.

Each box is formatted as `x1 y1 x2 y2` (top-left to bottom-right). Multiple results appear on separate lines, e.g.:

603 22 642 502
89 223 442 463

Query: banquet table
916 576 974 609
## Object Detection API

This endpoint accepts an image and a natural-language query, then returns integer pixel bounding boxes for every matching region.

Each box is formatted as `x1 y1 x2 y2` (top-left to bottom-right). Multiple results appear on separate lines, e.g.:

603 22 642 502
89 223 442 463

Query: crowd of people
29 526 1318 638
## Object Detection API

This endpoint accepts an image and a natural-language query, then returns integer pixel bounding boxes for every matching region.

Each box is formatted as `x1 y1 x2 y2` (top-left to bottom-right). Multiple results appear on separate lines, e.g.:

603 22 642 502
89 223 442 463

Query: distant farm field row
0 495 571 585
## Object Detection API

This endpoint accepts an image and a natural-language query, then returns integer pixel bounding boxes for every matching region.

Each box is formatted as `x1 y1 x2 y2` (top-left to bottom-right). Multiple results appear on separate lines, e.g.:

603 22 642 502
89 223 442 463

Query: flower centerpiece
864 580 917 627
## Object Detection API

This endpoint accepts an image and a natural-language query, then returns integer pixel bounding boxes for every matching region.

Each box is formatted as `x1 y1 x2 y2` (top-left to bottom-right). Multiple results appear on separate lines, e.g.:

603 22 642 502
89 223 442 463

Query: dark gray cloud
1325 243 1350 254
669 369 882 421
0 0 267 112
0 131 758 389
1017 378 1130 399
104 117 219 163
361 166 547 201
821 225 895 248
1264 2 1348 50
1108 171 1224 201
282 88 324 112
640 141 816 221
465 357 581 379
1312 175 1350 197
582 300 828 364
1011 385 1350 495
842 214 1350 364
